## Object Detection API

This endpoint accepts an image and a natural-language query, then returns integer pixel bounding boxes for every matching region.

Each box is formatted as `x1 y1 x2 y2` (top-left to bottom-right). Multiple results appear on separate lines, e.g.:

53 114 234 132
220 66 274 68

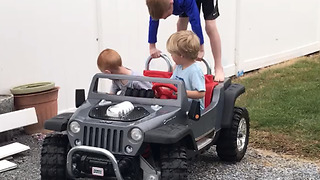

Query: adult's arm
148 16 159 43
185 0 204 45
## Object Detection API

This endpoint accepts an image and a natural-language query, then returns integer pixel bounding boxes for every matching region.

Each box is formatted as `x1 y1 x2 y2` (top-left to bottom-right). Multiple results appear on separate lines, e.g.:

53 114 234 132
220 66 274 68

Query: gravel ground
1 130 319 180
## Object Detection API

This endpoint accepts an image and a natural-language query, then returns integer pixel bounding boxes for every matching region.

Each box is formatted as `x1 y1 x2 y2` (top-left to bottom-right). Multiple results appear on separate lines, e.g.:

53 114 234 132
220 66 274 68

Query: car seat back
204 74 219 108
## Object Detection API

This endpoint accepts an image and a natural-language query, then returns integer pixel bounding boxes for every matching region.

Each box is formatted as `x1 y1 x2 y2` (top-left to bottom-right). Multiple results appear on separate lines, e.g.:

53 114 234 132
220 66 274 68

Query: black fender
144 123 197 151
222 83 245 128
44 113 73 131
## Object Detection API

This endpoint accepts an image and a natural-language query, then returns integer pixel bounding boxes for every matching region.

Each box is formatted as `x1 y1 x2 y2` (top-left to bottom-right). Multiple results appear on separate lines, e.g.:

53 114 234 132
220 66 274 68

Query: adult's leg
205 19 224 81
202 0 224 81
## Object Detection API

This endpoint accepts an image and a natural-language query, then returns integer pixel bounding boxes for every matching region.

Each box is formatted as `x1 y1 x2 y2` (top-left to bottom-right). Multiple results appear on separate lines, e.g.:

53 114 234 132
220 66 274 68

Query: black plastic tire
40 133 69 180
160 144 188 180
216 107 250 162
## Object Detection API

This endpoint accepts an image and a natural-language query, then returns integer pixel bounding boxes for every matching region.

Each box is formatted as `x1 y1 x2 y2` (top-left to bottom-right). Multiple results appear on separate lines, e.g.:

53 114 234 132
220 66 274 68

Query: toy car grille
89 105 150 121
82 126 124 153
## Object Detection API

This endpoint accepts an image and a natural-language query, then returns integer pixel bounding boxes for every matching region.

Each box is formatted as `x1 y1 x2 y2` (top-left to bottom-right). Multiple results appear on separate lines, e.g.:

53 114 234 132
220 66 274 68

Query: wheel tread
40 133 69 180
217 107 250 162
160 145 188 180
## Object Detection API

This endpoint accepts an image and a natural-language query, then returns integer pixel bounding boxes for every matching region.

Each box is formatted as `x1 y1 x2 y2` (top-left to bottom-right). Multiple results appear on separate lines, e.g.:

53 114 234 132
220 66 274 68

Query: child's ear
104 70 111 74
169 0 174 4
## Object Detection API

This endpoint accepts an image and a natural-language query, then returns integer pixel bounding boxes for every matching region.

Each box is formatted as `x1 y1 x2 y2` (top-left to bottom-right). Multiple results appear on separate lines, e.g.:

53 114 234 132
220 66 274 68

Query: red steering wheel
152 83 177 99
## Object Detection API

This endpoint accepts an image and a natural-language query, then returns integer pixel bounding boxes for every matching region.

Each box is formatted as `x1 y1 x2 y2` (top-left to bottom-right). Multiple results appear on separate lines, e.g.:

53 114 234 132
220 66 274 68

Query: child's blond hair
146 0 171 20
97 49 122 72
166 30 200 60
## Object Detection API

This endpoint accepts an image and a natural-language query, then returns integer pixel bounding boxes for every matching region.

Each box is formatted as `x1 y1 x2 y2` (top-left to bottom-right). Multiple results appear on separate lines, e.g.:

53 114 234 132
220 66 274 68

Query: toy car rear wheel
40 133 70 180
216 107 249 162
160 144 188 180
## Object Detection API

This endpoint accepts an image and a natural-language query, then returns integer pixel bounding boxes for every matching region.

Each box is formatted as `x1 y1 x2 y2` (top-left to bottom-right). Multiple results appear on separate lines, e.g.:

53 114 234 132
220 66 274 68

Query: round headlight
70 121 81 133
130 128 143 142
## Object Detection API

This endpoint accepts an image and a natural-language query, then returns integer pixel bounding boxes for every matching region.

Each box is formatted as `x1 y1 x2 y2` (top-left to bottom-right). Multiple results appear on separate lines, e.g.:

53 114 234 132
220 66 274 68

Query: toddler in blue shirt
166 30 206 109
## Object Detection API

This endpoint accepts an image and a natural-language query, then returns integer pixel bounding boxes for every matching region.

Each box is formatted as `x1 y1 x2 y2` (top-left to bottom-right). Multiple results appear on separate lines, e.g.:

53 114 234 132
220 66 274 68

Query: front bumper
67 146 124 180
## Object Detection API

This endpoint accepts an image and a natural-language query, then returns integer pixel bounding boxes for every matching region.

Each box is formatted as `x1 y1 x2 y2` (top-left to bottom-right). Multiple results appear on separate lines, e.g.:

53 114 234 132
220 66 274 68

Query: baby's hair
146 0 171 20
166 30 200 60
97 49 122 72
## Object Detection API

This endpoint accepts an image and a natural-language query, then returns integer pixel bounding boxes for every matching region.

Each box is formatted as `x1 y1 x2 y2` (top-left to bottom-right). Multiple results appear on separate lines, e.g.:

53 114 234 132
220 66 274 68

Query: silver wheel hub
237 117 247 152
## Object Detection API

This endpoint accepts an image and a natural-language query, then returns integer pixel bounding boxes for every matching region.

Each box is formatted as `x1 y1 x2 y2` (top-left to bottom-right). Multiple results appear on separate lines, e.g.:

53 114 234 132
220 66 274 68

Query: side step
196 137 213 150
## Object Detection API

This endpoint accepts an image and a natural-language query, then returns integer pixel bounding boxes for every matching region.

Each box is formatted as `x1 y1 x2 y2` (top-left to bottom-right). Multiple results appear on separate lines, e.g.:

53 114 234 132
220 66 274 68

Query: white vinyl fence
1 0 319 117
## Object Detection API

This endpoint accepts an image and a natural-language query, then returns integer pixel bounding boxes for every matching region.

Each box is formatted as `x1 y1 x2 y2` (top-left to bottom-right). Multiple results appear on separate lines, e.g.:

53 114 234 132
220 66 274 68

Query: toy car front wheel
216 107 250 162
160 144 188 180
41 133 70 180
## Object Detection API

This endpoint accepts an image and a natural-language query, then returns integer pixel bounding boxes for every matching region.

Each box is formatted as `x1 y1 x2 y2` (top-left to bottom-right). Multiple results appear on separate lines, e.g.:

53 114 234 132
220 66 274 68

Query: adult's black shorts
180 0 219 20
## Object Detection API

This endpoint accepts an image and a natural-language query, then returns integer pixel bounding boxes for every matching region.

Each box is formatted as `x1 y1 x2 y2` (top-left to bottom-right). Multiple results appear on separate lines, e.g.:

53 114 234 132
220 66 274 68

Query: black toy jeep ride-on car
40 55 249 180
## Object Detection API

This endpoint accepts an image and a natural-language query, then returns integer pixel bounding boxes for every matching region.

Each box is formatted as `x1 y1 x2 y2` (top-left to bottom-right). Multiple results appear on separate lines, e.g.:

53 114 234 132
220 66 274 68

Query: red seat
144 70 218 107
204 74 219 108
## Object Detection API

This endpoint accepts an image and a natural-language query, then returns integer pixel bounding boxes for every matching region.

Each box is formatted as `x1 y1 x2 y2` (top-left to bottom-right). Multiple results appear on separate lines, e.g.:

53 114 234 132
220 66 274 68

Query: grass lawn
233 52 320 160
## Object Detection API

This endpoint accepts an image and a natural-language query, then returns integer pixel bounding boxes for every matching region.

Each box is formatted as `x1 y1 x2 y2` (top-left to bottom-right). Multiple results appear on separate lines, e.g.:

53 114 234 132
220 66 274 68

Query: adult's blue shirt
148 0 204 45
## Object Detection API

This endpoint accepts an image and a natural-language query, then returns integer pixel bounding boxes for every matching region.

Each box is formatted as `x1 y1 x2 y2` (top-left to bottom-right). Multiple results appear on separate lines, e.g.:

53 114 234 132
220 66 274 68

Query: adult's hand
149 43 161 58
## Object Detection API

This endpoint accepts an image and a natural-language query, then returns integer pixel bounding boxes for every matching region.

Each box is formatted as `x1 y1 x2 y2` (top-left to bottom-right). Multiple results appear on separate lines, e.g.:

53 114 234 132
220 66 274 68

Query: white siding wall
0 0 99 112
236 0 320 72
0 0 319 114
